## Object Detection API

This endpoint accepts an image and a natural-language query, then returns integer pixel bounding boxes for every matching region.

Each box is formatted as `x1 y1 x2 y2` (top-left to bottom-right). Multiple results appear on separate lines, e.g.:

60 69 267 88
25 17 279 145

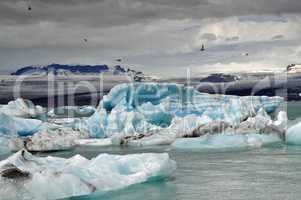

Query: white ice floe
47 106 95 118
273 111 288 129
172 133 281 150
74 138 112 147
0 98 45 119
0 150 176 200
10 125 89 152
27 128 88 152
286 122 301 145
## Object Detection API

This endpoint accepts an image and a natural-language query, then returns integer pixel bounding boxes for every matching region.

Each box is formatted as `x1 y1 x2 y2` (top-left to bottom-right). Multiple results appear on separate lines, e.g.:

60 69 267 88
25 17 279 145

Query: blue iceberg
85 83 283 139
0 112 42 137
0 150 176 200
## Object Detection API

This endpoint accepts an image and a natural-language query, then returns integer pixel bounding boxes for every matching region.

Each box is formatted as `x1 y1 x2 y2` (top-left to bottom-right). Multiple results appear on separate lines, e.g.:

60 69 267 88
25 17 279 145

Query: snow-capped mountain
11 63 145 79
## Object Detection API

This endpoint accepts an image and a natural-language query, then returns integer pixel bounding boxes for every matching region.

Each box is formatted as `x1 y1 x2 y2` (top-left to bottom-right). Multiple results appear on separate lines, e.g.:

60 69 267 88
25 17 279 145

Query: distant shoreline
0 71 301 107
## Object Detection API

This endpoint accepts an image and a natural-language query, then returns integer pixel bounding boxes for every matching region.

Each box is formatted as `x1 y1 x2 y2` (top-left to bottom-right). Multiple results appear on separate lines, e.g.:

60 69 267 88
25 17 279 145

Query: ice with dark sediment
81 83 285 147
0 82 289 151
0 150 176 200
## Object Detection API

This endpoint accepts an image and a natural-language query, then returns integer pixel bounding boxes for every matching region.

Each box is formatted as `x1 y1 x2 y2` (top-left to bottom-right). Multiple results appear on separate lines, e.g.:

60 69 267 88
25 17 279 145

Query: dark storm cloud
0 0 301 75
0 0 301 27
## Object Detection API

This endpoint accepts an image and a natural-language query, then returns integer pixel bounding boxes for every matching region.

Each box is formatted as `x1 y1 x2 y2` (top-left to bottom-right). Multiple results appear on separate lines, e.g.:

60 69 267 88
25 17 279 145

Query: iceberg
0 112 42 137
10 127 89 152
273 111 288 129
172 108 286 150
286 122 301 145
111 107 286 147
0 150 176 200
172 133 281 150
0 98 45 119
74 138 113 147
47 106 95 118
84 83 283 141
0 82 284 151
7 119 90 152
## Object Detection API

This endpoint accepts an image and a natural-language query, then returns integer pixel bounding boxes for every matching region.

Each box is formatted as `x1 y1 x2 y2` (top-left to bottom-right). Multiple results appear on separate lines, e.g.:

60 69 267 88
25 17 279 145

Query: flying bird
200 44 205 51
27 0 32 11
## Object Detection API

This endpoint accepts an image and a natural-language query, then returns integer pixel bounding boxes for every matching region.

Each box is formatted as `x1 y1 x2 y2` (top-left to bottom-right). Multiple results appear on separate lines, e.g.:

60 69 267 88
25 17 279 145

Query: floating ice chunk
273 111 288 129
112 131 177 147
6 119 90 152
244 108 272 130
286 122 301 145
28 128 88 151
0 112 42 136
172 133 281 150
0 98 45 119
0 150 176 200
85 83 283 139
125 133 176 146
74 138 112 147
48 106 95 118
47 117 77 126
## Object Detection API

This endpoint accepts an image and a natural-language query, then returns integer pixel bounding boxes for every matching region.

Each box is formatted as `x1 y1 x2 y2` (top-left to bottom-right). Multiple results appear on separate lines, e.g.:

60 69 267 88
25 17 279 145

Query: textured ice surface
172 133 281 150
0 98 45 119
0 137 11 155
273 111 288 129
7 120 90 152
48 106 95 118
74 138 112 147
0 83 285 151
85 83 283 139
0 150 176 200
286 122 301 145
20 128 88 152
0 113 42 136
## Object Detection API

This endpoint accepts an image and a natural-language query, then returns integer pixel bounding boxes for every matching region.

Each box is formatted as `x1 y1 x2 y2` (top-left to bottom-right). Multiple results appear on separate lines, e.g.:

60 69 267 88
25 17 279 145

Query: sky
0 0 301 77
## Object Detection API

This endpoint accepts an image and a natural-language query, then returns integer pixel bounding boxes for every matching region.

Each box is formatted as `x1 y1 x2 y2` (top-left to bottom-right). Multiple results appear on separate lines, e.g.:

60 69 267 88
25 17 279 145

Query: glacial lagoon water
54 144 301 200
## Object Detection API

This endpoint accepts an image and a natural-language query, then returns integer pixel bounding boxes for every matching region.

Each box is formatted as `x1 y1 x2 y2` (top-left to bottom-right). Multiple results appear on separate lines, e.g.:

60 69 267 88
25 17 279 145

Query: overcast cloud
0 0 301 76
